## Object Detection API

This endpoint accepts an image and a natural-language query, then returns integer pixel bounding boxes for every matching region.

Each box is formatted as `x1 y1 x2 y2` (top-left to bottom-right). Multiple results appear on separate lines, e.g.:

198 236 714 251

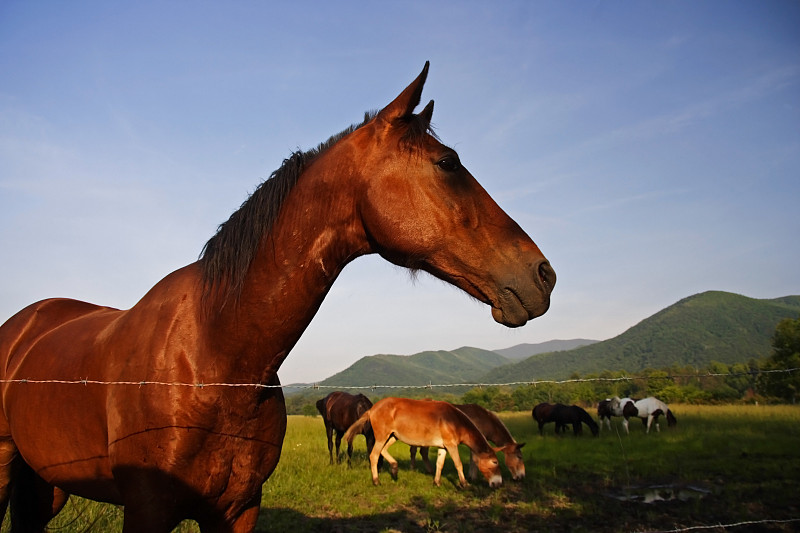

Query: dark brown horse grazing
532 403 599 436
344 398 503 488
0 63 554 532
316 391 375 465
410 403 525 481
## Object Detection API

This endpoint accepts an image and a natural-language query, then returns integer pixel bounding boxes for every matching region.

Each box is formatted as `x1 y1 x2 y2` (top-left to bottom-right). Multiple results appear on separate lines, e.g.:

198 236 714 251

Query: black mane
199 111 436 303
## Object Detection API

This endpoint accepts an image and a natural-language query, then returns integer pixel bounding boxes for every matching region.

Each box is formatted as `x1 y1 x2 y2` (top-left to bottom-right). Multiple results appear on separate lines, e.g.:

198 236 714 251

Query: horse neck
474 410 513 446
457 413 494 454
203 156 368 380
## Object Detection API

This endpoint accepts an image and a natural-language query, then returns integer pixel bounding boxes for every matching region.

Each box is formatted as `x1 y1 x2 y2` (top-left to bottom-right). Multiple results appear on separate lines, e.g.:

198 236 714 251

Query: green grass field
2 405 799 532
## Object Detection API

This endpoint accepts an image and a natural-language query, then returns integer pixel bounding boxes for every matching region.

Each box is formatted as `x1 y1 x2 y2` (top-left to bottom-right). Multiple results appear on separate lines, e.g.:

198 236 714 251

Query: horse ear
376 61 430 123
516 442 525 449
419 99 434 125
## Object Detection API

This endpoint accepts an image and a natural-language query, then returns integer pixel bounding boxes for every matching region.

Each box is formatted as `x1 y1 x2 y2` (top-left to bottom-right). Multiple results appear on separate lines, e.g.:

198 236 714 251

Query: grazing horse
0 63 554 532
623 397 677 434
344 398 503 488
532 403 598 436
597 398 614 430
410 403 526 481
316 391 375 465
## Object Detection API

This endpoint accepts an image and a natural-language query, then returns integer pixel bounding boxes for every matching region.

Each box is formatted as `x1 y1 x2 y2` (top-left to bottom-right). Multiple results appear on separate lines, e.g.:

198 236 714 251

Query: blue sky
1 1 798 384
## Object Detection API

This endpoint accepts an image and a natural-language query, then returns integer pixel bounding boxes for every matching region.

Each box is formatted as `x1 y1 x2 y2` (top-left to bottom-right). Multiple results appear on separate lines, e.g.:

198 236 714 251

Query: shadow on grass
257 505 583 533
258 479 800 533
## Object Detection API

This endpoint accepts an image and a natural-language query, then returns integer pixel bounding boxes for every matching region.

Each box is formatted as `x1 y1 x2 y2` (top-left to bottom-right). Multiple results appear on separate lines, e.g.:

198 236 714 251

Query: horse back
0 298 119 377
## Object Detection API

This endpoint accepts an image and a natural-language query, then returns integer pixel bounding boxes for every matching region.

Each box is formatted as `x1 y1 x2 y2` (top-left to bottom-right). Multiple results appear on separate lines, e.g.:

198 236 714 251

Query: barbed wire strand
636 517 800 533
0 367 796 391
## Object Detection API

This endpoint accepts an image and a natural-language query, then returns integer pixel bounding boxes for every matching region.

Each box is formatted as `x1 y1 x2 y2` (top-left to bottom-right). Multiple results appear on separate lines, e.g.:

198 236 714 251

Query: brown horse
316 391 375 466
533 403 599 436
410 403 525 481
343 397 503 488
0 63 554 532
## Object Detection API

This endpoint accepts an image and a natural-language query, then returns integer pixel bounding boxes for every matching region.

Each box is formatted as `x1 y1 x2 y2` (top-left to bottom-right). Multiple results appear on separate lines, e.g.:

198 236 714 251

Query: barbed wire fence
0 367 797 392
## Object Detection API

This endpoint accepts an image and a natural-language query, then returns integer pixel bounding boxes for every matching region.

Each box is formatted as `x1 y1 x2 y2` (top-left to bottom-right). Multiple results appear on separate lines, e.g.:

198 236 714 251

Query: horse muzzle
488 474 503 488
491 260 555 327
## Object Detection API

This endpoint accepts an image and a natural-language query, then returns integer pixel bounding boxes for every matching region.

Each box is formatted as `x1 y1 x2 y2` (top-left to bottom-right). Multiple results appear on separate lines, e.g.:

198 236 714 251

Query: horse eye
436 155 461 172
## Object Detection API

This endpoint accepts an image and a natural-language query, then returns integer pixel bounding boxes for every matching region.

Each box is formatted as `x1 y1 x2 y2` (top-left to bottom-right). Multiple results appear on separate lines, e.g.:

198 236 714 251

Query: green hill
481 291 800 383
493 339 598 360
319 346 511 388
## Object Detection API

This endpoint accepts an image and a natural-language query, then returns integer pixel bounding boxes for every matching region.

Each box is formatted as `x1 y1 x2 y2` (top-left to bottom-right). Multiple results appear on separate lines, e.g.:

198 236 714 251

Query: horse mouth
489 260 555 327
491 287 550 328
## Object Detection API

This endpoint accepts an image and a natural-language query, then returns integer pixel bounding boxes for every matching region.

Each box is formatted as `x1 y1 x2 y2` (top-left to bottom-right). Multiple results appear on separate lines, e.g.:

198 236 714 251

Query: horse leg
0 437 16 525
622 418 630 435
8 459 69 533
420 446 433 474
325 423 334 464
379 436 398 481
433 448 447 487
370 436 396 485
334 429 343 464
445 445 468 488
409 446 417 470
467 450 478 481
345 435 354 467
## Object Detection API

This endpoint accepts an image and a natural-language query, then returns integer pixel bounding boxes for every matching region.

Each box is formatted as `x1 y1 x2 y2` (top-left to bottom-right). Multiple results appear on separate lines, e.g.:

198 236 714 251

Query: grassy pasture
2 405 799 532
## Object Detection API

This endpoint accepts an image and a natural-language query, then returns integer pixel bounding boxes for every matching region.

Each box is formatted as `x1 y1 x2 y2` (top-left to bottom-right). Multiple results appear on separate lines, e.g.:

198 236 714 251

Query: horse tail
315 397 326 417
343 409 371 445
666 409 677 426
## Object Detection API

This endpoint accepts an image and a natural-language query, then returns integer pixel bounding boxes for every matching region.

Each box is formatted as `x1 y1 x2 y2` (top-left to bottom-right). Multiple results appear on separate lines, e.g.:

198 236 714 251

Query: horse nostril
537 261 556 294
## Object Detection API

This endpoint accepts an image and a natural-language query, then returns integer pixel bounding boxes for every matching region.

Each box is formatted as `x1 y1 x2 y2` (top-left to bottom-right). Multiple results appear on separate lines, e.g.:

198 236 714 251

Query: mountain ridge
301 291 800 388
481 291 800 383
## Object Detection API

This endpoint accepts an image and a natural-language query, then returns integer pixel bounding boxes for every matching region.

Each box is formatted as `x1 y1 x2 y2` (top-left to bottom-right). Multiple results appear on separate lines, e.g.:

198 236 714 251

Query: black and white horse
607 396 677 434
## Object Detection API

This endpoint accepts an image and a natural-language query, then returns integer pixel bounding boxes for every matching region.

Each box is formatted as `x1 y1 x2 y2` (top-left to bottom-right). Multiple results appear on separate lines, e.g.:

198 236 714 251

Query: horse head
501 442 526 481
475 449 503 488
666 409 678 427
338 62 555 327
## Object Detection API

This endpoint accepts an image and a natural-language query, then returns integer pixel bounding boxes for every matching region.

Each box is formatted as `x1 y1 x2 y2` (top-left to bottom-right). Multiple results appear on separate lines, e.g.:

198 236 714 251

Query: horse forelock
397 112 439 149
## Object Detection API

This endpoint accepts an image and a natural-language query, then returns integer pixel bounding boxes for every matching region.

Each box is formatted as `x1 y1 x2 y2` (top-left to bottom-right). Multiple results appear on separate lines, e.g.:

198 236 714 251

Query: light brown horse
0 62 554 532
344 397 503 488
410 403 525 481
